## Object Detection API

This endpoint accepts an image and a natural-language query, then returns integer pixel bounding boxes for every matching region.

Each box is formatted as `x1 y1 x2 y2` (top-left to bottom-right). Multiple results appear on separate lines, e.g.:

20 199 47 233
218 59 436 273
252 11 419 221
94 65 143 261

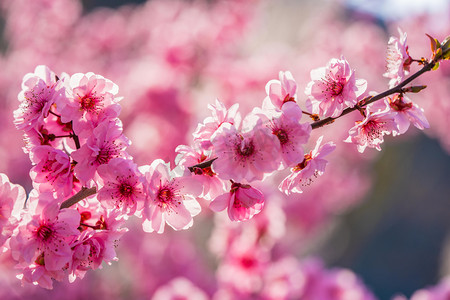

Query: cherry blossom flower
140 159 202 234
261 256 306 300
383 28 412 88
210 181 264 221
210 120 280 182
305 57 367 118
18 262 66 289
96 158 145 216
279 136 336 195
215 237 269 295
10 202 80 272
310 268 377 300
264 70 298 110
152 277 209 300
30 145 75 197
209 197 286 259
71 120 130 184
175 144 225 200
14 65 65 133
193 98 241 148
266 105 311 168
57 72 121 135
0 173 26 249
70 231 104 280
406 277 450 300
344 106 398 153
292 258 376 300
387 94 429 135
69 215 126 283
21 113 73 154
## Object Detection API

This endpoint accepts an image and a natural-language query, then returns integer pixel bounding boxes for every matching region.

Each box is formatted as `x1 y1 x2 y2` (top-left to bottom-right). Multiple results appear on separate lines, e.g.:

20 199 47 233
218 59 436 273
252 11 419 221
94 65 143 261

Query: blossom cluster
0 25 445 292
6 65 206 288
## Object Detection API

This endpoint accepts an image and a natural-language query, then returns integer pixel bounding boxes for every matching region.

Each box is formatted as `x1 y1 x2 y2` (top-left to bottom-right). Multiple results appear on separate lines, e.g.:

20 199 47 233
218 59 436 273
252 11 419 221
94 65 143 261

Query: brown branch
188 157 217 172
311 61 436 130
60 187 97 209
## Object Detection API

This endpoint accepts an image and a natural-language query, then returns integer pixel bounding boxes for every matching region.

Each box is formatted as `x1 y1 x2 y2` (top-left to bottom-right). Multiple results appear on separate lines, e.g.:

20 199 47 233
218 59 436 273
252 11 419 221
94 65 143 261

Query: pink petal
209 193 230 212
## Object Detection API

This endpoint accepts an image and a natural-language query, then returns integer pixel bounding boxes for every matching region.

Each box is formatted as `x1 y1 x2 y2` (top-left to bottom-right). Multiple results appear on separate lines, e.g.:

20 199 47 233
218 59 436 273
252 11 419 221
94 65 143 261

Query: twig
311 61 436 129
60 187 97 209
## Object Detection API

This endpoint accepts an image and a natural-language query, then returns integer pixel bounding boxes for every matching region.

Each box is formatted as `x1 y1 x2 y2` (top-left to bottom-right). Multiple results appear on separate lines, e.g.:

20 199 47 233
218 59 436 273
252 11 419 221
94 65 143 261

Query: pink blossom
387 94 429 135
10 202 80 272
193 98 241 148
305 57 367 118
408 277 450 300
71 120 130 185
295 258 376 300
96 158 145 216
141 159 202 234
215 237 269 295
383 28 412 88
30 145 75 197
210 182 264 222
261 256 306 300
344 105 398 153
311 268 377 300
19 262 66 289
267 105 312 168
175 144 225 200
70 231 104 280
14 65 65 133
279 136 336 195
69 221 125 283
57 72 121 135
0 173 26 249
264 70 298 109
152 277 209 300
21 113 72 154
210 120 280 182
209 198 286 258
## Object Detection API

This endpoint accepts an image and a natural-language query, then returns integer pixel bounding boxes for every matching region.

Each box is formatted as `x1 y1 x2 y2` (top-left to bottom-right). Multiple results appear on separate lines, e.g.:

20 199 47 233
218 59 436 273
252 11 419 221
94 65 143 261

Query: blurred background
0 0 449 298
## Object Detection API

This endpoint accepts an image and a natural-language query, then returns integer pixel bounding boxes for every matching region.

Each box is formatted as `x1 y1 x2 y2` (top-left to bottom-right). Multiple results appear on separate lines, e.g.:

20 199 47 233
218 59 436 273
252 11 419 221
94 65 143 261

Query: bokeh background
0 0 449 298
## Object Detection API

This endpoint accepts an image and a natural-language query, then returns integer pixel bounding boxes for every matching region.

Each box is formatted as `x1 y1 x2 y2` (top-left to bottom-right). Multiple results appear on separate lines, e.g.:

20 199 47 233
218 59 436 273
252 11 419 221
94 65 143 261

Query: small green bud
403 85 427 93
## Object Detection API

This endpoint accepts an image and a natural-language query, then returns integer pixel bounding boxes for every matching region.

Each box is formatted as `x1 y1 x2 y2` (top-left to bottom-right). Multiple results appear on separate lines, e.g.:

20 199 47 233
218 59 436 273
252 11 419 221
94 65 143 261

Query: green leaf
409 85 427 93
441 36 450 60
426 33 440 53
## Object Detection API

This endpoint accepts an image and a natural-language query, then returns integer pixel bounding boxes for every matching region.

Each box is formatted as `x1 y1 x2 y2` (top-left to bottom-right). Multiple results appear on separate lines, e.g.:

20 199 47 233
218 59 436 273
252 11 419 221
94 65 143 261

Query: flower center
323 75 344 96
237 138 255 157
365 120 383 141
119 183 134 198
329 81 344 96
79 95 99 112
283 93 295 103
36 224 53 241
95 143 120 165
240 255 257 269
389 95 412 111
158 188 173 203
293 153 312 171
273 129 289 145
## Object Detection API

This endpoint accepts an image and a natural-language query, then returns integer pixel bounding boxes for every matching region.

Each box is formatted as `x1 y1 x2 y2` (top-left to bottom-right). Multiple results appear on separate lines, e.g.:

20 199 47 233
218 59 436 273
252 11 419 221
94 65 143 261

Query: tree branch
311 61 436 130
60 187 97 209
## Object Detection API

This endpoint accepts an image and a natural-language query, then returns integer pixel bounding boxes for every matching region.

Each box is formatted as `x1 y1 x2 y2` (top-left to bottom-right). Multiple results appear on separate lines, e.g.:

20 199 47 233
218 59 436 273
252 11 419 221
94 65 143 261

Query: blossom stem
311 61 436 129
302 111 320 121
72 129 81 149
48 110 61 118
79 222 98 229
188 157 218 172
60 187 97 209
